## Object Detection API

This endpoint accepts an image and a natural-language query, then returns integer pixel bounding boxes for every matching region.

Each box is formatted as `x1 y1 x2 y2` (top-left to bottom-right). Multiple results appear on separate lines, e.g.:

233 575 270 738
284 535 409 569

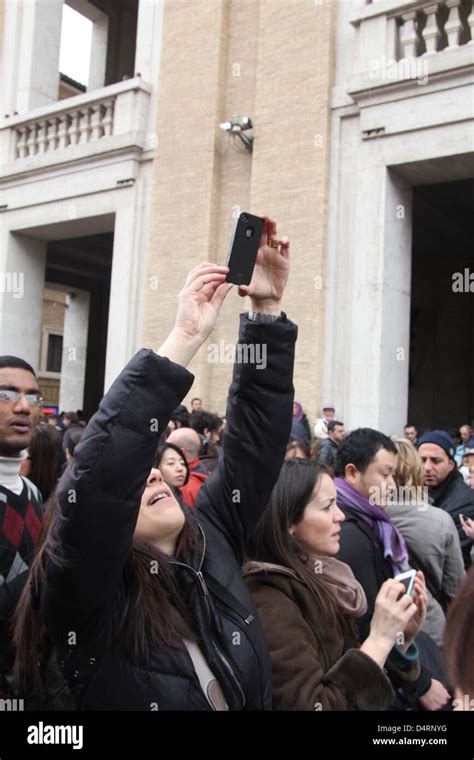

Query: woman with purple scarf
335 428 452 712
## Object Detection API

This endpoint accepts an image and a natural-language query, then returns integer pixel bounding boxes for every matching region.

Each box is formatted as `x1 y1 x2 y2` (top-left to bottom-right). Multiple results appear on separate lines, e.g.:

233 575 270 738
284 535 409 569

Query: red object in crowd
180 457 209 508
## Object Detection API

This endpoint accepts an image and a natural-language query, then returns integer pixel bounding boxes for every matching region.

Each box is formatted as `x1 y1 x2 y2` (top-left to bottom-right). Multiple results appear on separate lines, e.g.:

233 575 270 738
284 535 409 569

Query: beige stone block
142 0 337 424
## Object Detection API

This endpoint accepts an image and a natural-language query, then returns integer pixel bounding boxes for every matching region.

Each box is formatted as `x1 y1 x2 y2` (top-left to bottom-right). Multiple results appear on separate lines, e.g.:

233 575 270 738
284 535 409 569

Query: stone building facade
1 0 472 431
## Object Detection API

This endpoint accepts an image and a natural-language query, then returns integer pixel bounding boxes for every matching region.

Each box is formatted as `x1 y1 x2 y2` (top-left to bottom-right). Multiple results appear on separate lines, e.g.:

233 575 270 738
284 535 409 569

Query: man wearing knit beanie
418 430 474 570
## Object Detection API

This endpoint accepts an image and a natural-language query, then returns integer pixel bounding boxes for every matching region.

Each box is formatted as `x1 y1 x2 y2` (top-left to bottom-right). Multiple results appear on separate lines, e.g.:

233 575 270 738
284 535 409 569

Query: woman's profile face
290 474 345 557
159 447 187 488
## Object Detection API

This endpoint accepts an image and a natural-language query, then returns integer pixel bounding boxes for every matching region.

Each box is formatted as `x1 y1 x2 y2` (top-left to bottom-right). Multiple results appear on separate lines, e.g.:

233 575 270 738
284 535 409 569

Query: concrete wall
59 288 90 411
0 0 4 62
0 0 162 412
42 288 67 333
37 287 67 407
1 0 63 115
325 0 474 436
0 232 46 368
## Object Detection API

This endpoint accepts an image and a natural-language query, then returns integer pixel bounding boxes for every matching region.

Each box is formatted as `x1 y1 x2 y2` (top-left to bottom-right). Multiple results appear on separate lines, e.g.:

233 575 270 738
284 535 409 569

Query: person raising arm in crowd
14 217 297 711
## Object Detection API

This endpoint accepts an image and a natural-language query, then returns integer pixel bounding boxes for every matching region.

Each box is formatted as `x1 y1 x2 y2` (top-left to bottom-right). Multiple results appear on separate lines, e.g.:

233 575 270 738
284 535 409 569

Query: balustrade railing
15 99 115 159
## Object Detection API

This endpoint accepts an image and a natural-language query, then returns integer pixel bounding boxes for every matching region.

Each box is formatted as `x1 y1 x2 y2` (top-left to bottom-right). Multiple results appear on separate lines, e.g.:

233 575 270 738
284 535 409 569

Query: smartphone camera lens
245 226 255 239
241 213 249 222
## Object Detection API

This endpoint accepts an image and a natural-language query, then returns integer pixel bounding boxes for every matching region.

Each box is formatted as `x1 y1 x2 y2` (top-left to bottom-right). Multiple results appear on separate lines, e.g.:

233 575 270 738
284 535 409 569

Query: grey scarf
305 554 368 618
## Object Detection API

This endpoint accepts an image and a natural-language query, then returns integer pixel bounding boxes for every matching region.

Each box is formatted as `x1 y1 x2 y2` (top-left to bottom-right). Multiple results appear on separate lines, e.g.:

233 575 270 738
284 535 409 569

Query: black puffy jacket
429 469 474 570
42 314 297 710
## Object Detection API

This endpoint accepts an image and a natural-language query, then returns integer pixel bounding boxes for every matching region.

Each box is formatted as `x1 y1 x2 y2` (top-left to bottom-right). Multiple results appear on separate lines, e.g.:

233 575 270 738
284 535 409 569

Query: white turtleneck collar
0 450 28 495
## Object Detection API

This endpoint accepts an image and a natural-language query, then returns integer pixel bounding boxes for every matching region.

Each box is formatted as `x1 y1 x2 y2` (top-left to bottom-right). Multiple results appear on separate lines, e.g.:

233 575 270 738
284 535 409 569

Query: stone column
0 230 46 370
1 0 64 115
59 288 90 412
103 201 137 390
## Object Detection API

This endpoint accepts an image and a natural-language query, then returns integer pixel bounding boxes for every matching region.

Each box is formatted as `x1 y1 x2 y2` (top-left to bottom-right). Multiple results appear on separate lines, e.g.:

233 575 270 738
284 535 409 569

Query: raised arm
196 217 297 560
45 265 233 627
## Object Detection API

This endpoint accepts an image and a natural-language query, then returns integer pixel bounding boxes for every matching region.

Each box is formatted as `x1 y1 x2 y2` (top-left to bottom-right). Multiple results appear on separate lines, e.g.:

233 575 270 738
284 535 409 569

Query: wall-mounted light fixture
219 115 253 152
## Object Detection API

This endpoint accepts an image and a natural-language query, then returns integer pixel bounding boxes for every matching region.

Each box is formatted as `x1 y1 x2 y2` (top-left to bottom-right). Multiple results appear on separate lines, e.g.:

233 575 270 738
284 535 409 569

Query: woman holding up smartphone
14 217 296 711
244 459 428 711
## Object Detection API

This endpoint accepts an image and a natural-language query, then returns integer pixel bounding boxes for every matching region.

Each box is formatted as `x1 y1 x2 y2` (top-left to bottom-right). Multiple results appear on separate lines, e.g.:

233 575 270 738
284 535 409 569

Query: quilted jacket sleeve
196 314 297 563
44 349 194 636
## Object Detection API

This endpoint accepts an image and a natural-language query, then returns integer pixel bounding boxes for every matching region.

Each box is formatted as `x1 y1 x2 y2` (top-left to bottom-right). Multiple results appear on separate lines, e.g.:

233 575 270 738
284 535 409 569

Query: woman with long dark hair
244 458 428 710
14 217 296 710
20 423 62 503
285 438 311 460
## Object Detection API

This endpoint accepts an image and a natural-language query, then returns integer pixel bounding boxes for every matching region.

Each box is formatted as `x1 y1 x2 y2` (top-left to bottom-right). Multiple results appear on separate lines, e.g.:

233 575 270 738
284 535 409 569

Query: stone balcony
346 0 474 100
0 77 152 180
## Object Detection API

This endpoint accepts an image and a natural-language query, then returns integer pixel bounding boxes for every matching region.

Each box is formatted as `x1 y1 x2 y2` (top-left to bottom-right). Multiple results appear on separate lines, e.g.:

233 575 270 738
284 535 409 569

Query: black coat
317 437 338 471
43 314 297 710
336 509 431 703
429 470 474 570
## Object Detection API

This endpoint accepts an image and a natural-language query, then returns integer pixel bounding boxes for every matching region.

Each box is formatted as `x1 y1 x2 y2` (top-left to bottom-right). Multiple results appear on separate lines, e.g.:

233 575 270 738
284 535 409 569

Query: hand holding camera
399 570 427 649
226 213 290 315
359 573 426 668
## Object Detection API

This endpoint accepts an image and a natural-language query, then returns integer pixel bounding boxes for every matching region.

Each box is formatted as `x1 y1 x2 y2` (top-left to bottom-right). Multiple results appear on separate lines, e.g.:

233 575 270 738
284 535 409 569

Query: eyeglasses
0 390 43 406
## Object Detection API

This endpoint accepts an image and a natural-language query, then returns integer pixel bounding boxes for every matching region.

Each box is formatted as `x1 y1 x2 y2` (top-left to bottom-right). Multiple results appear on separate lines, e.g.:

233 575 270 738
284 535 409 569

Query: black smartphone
225 212 264 285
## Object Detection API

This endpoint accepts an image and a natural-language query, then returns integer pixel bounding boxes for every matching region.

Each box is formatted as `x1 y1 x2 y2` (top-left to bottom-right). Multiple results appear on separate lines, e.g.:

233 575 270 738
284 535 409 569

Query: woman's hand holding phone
360 578 419 668
238 215 290 315
156 213 290 368
400 570 428 650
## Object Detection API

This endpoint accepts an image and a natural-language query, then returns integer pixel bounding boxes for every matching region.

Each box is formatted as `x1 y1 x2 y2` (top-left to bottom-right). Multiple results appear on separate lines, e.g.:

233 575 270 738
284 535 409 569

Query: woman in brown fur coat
244 459 427 710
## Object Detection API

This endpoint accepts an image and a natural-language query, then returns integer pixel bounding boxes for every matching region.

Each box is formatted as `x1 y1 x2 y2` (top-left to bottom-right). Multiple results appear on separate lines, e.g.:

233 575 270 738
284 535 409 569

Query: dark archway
408 179 474 431
46 232 113 418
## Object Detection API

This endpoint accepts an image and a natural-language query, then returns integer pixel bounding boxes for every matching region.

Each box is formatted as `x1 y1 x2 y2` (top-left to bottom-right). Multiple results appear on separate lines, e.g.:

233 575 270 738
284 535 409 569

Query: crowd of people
0 216 473 712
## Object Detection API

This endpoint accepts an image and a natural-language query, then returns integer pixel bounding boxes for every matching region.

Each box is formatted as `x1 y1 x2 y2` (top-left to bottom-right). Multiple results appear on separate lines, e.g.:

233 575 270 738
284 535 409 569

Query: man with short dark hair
170 404 190 429
418 430 474 570
404 424 418 445
190 411 223 443
0 356 44 696
190 397 203 414
190 411 224 470
317 419 345 474
335 428 450 712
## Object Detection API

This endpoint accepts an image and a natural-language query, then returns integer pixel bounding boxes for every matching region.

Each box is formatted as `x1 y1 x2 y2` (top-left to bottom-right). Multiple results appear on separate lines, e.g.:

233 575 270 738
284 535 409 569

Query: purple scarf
293 401 304 422
334 478 408 574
